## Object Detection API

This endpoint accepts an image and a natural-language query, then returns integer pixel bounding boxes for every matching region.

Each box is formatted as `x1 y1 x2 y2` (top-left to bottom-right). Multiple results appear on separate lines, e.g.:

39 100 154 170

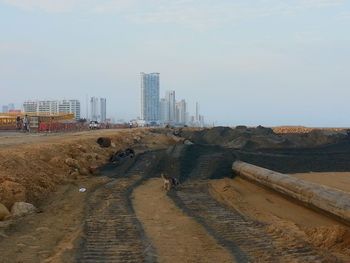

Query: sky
0 0 350 126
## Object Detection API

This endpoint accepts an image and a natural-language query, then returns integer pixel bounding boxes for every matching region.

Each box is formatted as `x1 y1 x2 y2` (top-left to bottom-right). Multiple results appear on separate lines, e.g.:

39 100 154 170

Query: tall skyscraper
166 90 176 122
160 98 170 123
176 99 187 124
141 72 160 123
90 97 106 122
196 102 200 122
100 98 107 123
90 97 99 121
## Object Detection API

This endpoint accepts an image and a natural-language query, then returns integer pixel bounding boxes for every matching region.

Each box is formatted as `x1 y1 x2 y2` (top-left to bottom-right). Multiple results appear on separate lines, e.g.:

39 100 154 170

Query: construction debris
184 139 194 145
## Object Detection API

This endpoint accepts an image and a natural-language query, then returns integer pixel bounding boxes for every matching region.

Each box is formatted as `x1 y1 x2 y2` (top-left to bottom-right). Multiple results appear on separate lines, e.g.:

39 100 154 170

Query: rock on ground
96 137 112 148
0 203 10 221
11 202 36 217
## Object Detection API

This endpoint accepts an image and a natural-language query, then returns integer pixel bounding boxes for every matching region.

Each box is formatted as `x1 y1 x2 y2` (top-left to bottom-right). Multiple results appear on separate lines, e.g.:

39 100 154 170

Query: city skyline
1 1 350 127
0 86 204 125
140 72 205 126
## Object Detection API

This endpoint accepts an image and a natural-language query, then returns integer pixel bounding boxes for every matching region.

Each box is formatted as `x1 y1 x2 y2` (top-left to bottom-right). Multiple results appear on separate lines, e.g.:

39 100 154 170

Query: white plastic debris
79 188 87 193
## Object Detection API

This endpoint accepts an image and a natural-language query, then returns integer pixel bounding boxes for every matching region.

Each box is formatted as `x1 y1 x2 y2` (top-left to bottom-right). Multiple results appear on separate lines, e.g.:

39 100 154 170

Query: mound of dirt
284 129 348 148
180 126 286 149
0 129 177 213
0 181 26 209
181 126 349 150
305 225 350 255
273 126 347 134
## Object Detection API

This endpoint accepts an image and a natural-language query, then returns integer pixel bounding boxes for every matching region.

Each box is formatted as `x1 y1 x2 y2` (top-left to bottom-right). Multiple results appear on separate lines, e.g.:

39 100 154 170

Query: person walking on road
23 115 30 133
16 116 21 131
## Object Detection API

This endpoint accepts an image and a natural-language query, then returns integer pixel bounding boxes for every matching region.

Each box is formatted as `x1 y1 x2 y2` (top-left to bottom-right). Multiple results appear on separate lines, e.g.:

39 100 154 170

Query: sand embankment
0 129 176 211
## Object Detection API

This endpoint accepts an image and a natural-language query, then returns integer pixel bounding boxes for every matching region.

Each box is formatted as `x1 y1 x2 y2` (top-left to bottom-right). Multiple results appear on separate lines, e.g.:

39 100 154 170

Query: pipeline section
232 161 350 224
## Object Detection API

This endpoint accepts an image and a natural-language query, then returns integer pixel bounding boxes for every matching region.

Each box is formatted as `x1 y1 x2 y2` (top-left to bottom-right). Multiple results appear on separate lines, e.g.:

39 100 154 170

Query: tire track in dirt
169 153 339 262
132 178 235 263
77 152 158 263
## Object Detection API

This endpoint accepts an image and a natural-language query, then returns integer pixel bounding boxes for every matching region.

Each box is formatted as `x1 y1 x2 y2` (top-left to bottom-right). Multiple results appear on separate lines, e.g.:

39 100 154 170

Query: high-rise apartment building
176 99 187 124
23 100 81 120
90 97 99 121
160 98 170 123
100 98 107 123
22 101 37 114
166 90 176 123
196 102 199 122
141 72 160 123
59 100 81 120
90 97 107 122
1 103 15 113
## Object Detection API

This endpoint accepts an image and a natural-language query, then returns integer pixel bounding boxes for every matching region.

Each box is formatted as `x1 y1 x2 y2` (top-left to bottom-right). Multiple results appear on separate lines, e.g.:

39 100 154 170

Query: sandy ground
132 178 235 263
0 129 179 262
292 172 350 192
209 177 339 227
0 176 108 263
210 177 350 260
2 128 350 261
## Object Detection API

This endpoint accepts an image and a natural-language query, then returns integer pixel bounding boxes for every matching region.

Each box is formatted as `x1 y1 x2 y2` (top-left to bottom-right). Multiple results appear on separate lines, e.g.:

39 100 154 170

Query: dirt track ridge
77 153 158 263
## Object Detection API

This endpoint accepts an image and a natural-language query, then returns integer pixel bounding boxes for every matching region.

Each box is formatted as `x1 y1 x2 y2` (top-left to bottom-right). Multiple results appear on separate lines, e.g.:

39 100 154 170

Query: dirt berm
180 126 349 150
0 129 177 212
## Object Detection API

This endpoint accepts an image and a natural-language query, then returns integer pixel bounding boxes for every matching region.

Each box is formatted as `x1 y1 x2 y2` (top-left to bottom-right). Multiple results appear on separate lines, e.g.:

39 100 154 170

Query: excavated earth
1 127 350 262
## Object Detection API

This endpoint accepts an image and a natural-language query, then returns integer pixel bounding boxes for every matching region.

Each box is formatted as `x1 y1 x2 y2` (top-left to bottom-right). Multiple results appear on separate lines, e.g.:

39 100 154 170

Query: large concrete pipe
232 161 350 224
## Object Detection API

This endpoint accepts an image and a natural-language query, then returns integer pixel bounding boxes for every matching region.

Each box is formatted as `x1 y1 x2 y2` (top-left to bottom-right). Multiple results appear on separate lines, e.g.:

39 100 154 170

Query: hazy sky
1 0 350 126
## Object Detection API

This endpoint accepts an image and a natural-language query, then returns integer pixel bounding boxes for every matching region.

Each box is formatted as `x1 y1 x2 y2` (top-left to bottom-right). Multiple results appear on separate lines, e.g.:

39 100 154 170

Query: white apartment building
59 100 81 120
23 100 81 120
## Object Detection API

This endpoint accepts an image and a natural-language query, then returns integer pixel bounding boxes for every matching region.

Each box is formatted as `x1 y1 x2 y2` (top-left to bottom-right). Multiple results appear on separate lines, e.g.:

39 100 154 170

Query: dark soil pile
180 126 349 150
